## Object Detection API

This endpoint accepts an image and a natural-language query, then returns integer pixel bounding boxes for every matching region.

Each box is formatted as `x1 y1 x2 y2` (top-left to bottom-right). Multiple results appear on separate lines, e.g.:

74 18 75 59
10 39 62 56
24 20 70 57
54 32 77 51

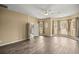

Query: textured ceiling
6 4 79 19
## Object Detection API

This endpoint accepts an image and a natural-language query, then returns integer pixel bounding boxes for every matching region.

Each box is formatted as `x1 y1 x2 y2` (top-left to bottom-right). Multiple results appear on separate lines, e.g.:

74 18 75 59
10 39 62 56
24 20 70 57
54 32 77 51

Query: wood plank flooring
0 36 79 54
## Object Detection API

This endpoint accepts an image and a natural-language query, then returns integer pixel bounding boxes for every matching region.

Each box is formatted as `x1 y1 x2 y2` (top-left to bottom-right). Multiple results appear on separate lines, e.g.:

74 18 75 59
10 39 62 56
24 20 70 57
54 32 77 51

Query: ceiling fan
36 5 60 16
42 9 51 16
38 7 52 16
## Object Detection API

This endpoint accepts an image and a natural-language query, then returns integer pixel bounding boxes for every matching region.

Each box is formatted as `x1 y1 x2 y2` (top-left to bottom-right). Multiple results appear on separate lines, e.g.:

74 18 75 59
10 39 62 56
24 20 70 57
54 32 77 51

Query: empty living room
0 4 79 54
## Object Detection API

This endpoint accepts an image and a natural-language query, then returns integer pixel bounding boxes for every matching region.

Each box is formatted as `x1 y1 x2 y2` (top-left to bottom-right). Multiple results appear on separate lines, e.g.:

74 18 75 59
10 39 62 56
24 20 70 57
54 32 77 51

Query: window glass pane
39 21 44 35
54 20 58 34
60 20 68 35
70 19 76 36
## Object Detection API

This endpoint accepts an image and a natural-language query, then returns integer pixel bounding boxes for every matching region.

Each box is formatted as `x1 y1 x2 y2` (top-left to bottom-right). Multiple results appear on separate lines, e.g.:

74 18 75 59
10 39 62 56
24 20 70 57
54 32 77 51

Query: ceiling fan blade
35 6 46 11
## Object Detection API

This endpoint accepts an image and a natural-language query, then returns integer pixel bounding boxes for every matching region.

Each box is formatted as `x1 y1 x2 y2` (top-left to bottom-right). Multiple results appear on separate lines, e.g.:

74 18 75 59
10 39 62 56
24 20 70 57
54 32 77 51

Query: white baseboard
0 39 25 47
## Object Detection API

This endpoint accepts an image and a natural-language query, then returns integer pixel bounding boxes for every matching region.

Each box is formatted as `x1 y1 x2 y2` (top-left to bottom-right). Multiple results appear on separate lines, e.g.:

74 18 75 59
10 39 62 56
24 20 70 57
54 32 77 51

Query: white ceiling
6 4 79 19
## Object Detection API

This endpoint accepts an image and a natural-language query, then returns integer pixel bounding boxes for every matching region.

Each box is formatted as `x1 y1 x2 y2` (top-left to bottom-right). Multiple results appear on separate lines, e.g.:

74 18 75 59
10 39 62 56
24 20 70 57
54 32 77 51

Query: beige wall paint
52 13 79 21
28 16 38 24
0 7 38 46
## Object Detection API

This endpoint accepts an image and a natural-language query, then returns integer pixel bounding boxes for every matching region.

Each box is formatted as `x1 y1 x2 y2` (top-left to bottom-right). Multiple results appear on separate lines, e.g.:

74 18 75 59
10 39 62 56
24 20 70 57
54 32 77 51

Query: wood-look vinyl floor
0 36 79 54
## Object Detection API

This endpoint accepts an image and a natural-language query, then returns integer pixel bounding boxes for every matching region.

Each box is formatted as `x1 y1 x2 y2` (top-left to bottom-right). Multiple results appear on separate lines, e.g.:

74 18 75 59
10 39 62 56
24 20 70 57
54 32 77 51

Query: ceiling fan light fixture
43 11 49 15
44 13 48 15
